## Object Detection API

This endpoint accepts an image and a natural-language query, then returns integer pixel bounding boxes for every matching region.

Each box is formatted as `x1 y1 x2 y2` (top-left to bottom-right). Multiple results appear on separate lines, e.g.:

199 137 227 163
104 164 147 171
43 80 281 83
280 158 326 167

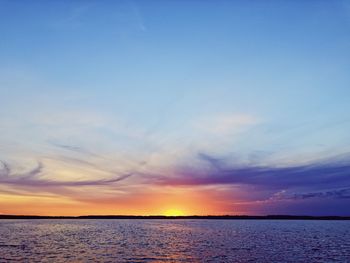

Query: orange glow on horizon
0 186 242 216
163 208 185 216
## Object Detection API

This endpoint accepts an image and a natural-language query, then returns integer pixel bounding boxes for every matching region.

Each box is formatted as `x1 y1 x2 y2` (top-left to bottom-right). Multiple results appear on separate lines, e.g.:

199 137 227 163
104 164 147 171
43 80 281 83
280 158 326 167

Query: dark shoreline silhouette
0 215 349 220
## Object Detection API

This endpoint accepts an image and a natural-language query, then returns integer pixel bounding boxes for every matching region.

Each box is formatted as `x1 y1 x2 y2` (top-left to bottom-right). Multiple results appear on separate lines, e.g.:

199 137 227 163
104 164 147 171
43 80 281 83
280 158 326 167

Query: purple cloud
152 152 350 201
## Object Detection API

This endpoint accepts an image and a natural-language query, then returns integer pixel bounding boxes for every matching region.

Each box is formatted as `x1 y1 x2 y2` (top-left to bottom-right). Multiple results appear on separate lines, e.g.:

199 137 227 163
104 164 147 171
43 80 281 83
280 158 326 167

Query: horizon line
1 214 349 220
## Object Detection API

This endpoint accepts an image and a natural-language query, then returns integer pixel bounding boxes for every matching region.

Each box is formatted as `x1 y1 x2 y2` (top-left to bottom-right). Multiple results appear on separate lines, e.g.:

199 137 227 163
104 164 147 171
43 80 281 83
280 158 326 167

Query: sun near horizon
163 208 185 217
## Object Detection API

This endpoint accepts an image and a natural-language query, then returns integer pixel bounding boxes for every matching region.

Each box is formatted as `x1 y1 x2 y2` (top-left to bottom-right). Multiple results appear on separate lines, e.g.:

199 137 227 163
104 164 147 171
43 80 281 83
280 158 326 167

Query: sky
1 0 350 216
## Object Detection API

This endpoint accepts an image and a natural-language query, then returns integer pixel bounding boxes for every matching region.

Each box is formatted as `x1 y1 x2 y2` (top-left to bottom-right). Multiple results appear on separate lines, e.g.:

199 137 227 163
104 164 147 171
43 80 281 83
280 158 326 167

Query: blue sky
0 0 350 215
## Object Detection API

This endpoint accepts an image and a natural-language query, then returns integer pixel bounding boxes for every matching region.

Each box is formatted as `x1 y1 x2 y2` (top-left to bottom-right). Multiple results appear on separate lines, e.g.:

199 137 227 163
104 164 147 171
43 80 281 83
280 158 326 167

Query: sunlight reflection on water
0 219 349 262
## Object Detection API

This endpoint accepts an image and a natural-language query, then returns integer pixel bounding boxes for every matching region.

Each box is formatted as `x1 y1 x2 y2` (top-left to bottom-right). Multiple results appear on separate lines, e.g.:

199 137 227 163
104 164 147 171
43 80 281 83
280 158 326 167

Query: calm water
0 219 349 262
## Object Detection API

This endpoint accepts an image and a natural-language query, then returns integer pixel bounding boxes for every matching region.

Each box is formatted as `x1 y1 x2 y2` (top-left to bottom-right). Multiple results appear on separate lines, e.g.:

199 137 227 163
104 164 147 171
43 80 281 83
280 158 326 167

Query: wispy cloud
152 152 350 198
195 114 259 135
0 161 132 188
128 0 147 32
51 2 95 30
273 188 350 200
50 141 100 157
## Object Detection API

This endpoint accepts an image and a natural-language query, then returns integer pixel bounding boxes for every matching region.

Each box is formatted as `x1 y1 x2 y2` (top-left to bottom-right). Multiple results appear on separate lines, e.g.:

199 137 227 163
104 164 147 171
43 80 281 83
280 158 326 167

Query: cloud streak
0 161 132 188
154 153 350 188
275 188 350 200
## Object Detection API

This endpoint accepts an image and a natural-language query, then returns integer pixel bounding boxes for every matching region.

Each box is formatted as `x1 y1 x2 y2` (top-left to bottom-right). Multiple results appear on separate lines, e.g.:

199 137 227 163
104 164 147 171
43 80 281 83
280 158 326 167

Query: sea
0 219 349 262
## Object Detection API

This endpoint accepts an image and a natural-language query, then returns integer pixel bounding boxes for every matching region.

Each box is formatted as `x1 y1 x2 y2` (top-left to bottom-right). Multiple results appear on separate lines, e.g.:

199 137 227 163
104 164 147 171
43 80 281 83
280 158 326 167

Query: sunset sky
1 0 350 216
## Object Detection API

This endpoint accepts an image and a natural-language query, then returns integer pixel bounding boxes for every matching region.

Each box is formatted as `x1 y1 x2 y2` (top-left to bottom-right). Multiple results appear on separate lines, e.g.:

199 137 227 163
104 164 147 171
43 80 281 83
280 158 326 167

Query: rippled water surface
0 219 350 262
